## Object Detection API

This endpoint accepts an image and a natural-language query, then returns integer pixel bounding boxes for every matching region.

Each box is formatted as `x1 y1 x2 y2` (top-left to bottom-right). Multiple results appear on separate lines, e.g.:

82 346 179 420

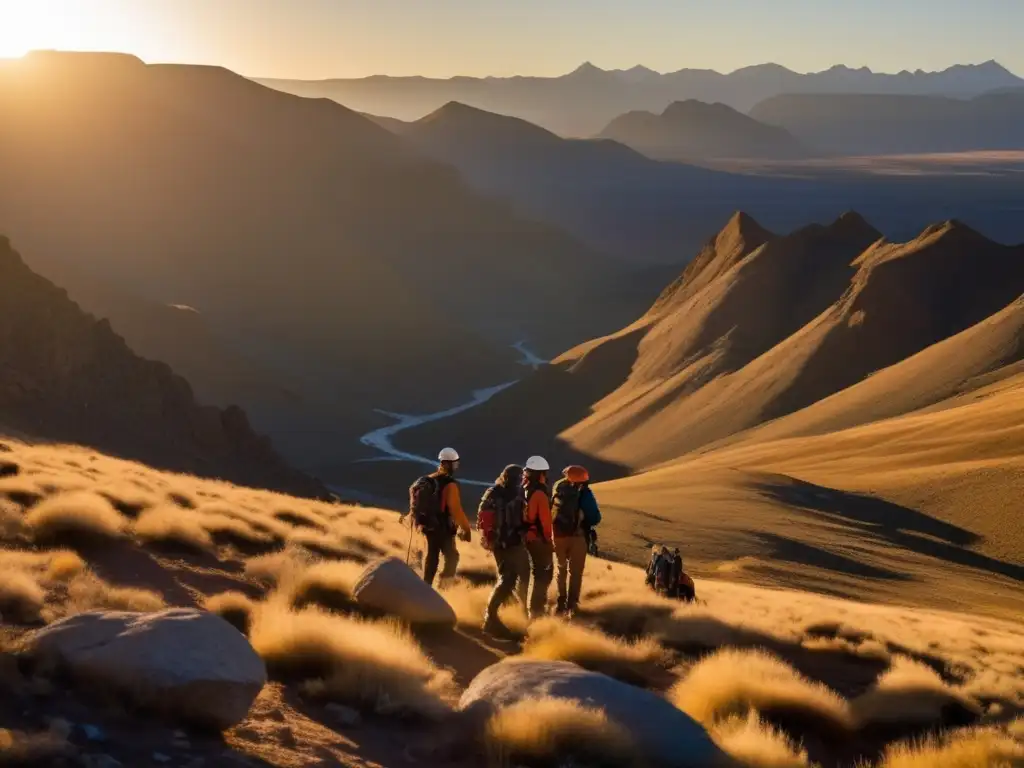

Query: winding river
356 342 547 486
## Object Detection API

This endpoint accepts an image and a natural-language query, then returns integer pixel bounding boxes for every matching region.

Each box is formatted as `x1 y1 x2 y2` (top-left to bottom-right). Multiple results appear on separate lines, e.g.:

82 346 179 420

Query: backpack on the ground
477 485 525 551
551 479 583 536
408 474 448 533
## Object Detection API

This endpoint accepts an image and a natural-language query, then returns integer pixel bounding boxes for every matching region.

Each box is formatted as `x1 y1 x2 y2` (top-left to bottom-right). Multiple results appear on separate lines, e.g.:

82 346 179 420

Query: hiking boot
483 614 515 640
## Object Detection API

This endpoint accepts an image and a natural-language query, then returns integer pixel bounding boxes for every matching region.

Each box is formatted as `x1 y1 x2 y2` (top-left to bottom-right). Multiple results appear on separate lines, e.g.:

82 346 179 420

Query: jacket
524 486 553 544
579 485 601 528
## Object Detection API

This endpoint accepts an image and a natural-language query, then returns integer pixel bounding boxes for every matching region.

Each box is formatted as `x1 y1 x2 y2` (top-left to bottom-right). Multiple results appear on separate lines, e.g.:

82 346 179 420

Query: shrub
0 568 45 624
852 656 981 731
24 492 127 543
879 726 1024 767
285 560 366 614
522 618 665 686
710 714 811 768
204 591 255 635
249 601 454 719
133 506 214 552
484 696 637 768
66 572 166 614
669 649 852 736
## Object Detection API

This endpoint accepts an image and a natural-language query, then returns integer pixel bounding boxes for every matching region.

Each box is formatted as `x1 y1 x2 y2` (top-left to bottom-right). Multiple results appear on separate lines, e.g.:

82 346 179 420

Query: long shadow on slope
745 531 911 581
753 475 1024 582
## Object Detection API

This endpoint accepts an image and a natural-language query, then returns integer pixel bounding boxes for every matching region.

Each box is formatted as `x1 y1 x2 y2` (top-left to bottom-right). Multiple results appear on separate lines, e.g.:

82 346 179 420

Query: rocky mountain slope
0 235 325 497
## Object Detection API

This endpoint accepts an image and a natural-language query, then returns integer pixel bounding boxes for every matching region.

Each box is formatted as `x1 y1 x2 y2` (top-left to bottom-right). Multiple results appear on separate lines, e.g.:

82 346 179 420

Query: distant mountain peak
566 61 607 78
724 211 772 242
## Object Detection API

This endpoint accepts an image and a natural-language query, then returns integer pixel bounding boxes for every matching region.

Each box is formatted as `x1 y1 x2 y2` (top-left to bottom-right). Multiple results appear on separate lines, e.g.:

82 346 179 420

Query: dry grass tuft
0 727 73 764
0 477 44 508
287 530 367 563
484 696 638 768
274 508 327 531
878 726 1024 767
133 506 214 552
852 656 982 731
199 513 279 553
669 648 852 737
284 559 366 614
710 714 811 768
244 550 312 586
204 591 256 635
66 572 166 614
249 600 455 719
24 492 127 543
46 551 86 582
95 485 158 518
522 618 666 686
0 568 45 624
578 590 676 635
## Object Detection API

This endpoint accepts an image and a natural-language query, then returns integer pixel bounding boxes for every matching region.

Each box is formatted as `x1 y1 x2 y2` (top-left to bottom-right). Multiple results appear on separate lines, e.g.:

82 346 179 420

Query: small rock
81 724 107 742
325 703 361 727
172 737 192 749
153 753 172 763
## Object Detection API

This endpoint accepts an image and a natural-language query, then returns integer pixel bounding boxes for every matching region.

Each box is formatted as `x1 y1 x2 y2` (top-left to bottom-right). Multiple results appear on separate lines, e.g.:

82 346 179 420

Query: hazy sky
1 0 1020 79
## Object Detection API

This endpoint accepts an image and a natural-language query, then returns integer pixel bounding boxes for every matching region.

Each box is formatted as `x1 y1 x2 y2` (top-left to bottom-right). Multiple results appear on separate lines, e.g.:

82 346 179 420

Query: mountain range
0 51 648 477
371 101 1024 263
381 212 1024 614
751 90 1024 154
259 60 1023 137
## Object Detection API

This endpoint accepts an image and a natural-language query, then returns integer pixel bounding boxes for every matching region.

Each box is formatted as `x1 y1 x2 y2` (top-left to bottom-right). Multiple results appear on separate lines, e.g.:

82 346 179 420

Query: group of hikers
406 446 692 639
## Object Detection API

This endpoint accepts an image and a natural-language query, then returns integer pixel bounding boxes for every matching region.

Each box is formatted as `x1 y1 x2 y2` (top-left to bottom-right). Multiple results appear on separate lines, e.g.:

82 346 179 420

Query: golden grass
204 591 256 635
0 499 25 540
46 551 86 582
669 649 852 734
284 559 366 613
66 571 166 614
0 727 73 764
249 600 455 719
522 617 666 686
244 550 311 585
0 567 45 623
710 714 811 768
133 506 214 552
852 656 981 729
878 727 1024 767
484 696 638 768
24 491 127 542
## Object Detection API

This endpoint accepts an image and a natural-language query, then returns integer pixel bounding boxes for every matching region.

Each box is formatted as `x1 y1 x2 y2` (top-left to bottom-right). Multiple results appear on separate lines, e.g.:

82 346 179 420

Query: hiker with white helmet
522 455 554 620
407 447 472 587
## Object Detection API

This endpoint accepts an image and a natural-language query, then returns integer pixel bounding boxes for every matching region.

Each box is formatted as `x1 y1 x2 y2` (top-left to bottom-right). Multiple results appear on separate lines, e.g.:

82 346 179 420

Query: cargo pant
423 529 459 587
554 533 588 614
485 543 530 619
526 539 554 620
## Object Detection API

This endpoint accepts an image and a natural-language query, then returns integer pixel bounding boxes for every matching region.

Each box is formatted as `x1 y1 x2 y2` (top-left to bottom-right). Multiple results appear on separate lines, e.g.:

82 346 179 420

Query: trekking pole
405 515 415 566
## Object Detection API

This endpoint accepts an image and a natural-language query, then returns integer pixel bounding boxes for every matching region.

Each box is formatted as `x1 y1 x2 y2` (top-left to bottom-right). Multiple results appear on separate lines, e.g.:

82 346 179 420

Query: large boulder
352 557 456 627
460 659 730 768
25 608 266 729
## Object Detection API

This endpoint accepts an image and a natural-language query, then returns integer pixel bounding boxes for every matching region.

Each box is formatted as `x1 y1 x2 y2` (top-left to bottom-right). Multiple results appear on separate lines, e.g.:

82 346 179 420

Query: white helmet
525 455 550 471
438 447 460 462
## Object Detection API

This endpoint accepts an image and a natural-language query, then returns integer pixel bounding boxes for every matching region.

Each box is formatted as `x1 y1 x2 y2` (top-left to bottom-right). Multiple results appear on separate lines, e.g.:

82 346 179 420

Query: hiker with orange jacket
522 455 554 620
408 447 472 587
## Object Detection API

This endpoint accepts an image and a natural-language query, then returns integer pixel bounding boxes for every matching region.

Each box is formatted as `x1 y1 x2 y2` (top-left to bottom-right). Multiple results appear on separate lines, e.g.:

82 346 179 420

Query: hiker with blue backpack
551 465 601 618
477 464 529 638
407 447 472 587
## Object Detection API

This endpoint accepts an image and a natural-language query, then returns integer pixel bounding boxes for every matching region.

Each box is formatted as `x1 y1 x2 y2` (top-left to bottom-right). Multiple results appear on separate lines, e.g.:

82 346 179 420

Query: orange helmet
563 465 590 484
